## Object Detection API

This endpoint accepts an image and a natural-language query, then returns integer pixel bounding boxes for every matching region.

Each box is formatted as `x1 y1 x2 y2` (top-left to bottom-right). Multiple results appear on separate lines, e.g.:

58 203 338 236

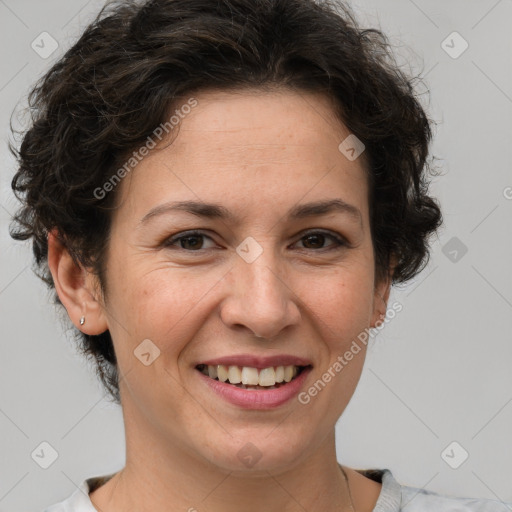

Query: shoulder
399 482 512 511
42 474 115 512
357 468 512 512
384 468 511 512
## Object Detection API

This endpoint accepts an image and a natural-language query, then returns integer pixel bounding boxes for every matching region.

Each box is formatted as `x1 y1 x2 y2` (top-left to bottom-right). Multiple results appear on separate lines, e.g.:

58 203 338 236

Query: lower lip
197 367 312 410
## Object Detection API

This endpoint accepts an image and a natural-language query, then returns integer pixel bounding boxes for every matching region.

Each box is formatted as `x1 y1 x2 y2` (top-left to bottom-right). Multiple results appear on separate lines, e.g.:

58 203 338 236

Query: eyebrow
140 198 362 225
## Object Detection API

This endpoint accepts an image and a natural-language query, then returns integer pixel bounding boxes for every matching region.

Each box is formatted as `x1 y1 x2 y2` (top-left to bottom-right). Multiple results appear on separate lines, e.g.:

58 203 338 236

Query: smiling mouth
196 364 310 390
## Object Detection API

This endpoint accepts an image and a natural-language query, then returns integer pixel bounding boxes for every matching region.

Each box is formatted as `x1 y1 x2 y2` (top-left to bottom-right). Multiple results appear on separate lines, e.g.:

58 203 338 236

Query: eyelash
162 229 348 253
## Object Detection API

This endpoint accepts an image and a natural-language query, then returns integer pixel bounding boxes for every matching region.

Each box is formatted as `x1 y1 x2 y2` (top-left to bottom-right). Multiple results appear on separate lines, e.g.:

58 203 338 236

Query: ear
370 255 397 328
47 230 109 335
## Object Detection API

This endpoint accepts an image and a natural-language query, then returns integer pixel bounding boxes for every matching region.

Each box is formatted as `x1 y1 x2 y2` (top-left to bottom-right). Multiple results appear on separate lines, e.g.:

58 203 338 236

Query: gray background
0 0 511 510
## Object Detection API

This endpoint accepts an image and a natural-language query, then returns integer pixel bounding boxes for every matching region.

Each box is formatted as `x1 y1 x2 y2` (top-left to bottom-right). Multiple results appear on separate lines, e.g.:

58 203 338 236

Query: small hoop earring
80 316 85 326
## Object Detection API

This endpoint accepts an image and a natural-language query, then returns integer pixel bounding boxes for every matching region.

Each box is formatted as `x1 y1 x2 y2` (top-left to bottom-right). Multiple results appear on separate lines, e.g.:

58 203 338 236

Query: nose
219 246 301 340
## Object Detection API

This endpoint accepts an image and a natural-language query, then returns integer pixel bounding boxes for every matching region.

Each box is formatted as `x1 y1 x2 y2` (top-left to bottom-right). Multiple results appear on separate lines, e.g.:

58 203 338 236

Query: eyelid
293 229 348 249
162 229 218 249
162 228 349 252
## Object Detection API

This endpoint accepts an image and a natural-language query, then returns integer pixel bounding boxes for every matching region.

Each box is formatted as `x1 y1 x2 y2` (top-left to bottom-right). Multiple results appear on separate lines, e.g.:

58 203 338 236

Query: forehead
112 88 370 226
169 87 358 160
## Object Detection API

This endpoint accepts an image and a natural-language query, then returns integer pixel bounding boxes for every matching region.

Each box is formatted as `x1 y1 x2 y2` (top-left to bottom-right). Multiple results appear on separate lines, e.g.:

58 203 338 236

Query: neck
90 406 354 512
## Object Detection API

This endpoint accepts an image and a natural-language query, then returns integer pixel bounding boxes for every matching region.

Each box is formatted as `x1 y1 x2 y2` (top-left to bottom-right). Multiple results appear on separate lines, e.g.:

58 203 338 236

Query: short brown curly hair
9 0 442 404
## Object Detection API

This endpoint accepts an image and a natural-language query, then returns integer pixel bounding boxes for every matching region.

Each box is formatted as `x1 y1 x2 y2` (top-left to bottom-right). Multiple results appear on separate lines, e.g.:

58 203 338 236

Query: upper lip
197 354 312 369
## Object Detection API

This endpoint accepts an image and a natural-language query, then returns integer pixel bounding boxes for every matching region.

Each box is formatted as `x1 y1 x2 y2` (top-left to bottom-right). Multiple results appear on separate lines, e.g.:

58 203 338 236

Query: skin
48 87 393 512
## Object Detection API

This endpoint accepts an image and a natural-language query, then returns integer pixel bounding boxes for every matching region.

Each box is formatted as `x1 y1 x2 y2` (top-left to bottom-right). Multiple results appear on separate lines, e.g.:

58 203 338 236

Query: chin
195 426 316 474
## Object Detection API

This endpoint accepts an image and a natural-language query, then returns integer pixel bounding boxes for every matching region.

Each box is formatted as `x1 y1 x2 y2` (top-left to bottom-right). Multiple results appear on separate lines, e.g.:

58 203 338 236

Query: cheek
296 265 375 341
107 263 217 353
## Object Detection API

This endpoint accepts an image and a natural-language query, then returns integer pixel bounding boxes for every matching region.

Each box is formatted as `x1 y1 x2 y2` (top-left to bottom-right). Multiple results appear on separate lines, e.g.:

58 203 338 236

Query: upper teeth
204 365 300 386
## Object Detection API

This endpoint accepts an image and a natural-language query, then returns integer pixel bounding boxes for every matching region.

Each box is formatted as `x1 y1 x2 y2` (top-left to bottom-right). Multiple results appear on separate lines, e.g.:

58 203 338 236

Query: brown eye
163 230 216 251
177 235 205 250
295 231 346 251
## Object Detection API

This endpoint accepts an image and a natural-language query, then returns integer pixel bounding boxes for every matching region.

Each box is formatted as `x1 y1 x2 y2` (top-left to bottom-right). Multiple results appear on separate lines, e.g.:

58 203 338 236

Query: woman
9 0 510 510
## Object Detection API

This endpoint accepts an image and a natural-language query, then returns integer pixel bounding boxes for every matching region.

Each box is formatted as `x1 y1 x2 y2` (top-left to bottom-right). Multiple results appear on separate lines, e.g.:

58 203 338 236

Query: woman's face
96 88 390 472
